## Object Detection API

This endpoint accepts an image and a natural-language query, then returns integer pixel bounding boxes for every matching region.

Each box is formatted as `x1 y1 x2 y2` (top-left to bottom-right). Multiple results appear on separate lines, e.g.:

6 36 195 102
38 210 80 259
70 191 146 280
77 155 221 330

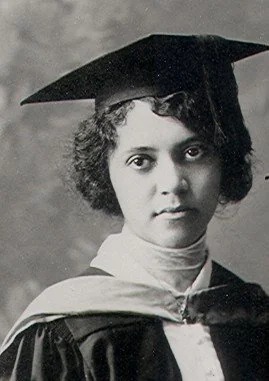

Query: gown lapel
65 262 269 380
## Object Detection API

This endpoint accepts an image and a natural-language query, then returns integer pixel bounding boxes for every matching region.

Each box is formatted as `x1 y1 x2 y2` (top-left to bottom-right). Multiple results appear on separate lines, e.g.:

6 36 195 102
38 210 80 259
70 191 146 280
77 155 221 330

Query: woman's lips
155 206 194 219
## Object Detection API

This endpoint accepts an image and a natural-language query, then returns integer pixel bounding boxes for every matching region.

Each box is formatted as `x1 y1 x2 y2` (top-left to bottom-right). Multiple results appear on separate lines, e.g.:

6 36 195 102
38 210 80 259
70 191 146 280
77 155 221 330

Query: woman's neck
121 225 208 293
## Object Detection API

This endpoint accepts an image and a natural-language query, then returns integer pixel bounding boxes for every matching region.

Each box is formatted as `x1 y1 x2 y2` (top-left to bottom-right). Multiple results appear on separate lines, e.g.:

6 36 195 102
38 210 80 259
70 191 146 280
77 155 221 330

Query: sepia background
0 0 268 343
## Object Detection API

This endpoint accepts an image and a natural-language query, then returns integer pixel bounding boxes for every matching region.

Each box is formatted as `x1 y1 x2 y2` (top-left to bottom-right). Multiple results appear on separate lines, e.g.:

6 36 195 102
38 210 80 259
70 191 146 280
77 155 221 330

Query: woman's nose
155 160 189 195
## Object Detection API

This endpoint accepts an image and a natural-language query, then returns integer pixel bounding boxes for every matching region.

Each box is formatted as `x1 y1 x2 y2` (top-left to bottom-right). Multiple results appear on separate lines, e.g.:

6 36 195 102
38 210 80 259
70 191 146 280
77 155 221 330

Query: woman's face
109 101 221 248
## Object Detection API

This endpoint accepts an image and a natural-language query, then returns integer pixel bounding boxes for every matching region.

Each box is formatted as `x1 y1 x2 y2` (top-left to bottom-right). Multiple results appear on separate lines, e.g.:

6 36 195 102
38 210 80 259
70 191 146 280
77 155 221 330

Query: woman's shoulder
0 319 85 379
211 260 245 286
0 312 160 379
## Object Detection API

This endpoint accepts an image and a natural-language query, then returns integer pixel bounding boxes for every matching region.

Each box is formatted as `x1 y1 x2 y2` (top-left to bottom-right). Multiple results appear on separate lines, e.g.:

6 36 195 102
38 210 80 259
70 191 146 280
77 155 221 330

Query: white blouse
91 228 225 381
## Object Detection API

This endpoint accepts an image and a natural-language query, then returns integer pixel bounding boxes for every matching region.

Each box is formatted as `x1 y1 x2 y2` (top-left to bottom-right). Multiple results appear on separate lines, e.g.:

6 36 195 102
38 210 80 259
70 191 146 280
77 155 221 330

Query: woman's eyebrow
124 146 157 154
175 136 203 147
123 136 204 155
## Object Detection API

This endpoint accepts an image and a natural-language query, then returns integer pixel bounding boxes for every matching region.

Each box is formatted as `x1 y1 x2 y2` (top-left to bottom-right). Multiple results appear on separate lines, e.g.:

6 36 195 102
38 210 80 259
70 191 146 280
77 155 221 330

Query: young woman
0 34 268 380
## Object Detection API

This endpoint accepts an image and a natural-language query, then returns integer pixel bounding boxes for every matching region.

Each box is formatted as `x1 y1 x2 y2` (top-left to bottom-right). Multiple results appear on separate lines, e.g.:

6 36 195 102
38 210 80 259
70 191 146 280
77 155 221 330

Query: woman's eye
184 145 207 160
127 156 153 170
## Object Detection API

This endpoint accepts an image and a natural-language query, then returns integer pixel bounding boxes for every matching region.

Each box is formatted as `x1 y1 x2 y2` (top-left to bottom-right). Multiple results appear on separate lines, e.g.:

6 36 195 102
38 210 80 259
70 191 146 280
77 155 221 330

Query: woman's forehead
114 101 198 151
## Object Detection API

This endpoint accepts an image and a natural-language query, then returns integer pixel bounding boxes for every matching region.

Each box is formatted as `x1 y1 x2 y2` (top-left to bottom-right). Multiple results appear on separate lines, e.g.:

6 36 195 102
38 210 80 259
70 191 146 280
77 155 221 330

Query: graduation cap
21 34 269 112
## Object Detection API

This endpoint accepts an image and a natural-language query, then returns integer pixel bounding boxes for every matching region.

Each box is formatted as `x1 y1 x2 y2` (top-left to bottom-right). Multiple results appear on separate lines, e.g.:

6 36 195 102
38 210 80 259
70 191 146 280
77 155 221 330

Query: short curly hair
73 89 252 216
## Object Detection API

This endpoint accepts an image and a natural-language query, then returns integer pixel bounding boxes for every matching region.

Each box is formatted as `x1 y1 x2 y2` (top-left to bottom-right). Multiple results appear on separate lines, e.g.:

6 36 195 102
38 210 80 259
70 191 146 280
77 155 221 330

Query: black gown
0 262 268 381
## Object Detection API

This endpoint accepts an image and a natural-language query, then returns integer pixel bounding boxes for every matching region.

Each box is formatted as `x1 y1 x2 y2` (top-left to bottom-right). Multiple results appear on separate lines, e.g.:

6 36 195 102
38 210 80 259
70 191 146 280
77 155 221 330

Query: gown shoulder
0 319 85 380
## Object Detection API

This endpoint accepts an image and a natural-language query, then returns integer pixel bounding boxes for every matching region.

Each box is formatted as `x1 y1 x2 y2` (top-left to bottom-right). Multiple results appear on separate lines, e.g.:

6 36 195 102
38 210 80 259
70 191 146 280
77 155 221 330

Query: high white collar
91 225 211 295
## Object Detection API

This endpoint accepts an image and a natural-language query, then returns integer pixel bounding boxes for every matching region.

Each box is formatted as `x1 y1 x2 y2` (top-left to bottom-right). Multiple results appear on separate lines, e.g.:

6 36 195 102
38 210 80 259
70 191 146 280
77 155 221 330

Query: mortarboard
20 34 268 112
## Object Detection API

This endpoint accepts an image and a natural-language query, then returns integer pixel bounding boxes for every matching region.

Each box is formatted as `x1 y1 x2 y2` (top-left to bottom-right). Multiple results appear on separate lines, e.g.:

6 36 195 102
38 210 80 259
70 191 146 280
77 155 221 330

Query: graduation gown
0 262 268 381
